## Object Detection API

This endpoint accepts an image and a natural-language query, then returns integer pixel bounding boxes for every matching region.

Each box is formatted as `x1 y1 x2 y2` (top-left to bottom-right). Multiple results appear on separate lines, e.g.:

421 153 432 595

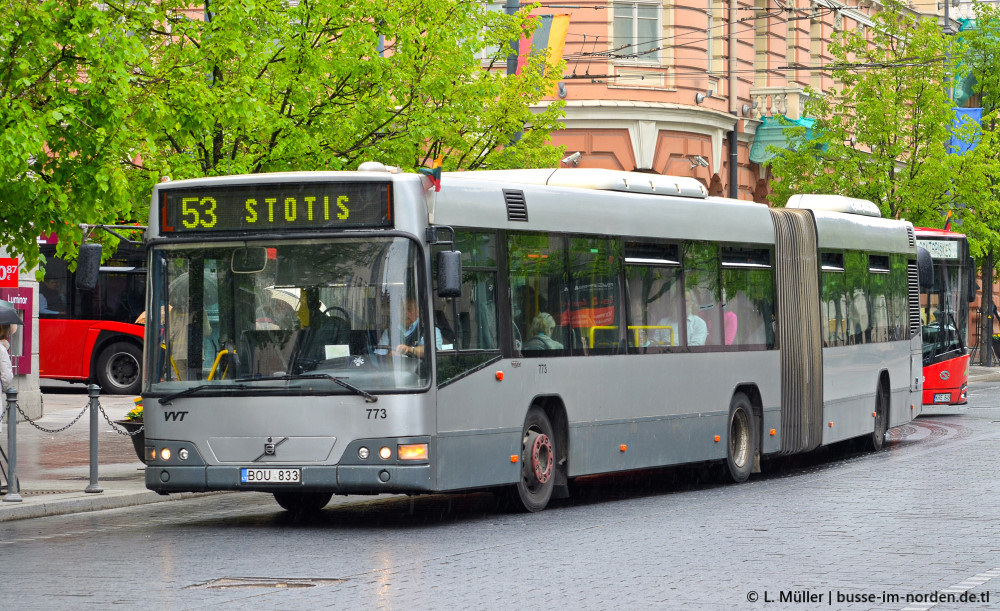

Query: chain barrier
100 404 144 437
2 385 143 499
14 401 90 434
5 396 144 437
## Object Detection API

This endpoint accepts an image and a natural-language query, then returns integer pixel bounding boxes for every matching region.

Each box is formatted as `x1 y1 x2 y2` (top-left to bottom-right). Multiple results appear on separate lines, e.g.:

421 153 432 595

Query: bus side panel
39 319 144 381
38 319 93 380
821 341 914 444
435 351 781 491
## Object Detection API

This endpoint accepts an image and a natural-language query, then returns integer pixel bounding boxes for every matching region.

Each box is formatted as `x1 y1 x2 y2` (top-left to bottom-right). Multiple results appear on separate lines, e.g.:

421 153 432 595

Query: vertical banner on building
515 14 570 94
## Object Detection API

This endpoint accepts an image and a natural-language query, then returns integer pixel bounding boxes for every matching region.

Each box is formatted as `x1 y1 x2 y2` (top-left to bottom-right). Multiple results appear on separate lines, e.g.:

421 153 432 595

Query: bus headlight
358 447 370 460
160 448 172 461
178 448 189 461
378 446 392 460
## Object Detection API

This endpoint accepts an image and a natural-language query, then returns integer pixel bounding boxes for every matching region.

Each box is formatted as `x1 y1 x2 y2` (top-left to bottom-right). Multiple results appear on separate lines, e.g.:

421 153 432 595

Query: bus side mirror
916 246 934 290
436 250 462 298
968 256 977 302
76 243 103 290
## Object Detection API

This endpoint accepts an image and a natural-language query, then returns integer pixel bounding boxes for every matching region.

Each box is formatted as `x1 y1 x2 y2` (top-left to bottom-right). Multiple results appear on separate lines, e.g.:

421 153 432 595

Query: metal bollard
84 384 103 494
3 387 21 502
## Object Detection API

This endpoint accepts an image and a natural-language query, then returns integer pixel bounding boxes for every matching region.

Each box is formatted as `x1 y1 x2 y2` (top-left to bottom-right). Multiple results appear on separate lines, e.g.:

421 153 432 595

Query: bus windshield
921 255 968 363
148 236 434 395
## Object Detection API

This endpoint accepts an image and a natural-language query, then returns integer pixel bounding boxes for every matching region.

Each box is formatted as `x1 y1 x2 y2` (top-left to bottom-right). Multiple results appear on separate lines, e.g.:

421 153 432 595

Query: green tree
2 0 566 267
0 0 148 269
767 1 958 226
126 0 565 195
948 5 1000 259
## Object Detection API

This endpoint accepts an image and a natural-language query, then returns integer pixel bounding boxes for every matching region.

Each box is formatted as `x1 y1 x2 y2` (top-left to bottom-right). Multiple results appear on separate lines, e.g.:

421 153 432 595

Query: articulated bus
914 227 974 406
135 165 924 513
38 236 146 394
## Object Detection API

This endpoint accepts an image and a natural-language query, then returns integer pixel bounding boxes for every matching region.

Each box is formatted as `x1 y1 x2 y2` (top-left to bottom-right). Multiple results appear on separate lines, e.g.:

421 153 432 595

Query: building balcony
748 87 812 121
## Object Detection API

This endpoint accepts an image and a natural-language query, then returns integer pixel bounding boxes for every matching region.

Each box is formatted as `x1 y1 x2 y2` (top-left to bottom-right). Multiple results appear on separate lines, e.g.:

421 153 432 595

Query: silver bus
137 164 925 513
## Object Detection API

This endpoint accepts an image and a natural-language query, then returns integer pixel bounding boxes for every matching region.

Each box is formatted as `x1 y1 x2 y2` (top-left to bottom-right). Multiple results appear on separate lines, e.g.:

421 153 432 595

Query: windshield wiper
158 383 250 405
234 373 377 403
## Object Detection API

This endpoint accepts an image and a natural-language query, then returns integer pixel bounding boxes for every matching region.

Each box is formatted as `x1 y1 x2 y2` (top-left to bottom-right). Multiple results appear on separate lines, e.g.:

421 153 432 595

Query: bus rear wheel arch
95 341 143 395
725 391 758 483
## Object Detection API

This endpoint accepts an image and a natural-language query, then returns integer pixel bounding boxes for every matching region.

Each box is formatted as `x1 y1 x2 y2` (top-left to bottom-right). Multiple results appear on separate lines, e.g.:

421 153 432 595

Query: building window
613 1 661 64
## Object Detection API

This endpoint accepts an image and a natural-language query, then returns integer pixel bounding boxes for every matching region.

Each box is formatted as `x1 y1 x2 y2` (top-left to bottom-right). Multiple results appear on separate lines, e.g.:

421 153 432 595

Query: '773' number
367 408 387 420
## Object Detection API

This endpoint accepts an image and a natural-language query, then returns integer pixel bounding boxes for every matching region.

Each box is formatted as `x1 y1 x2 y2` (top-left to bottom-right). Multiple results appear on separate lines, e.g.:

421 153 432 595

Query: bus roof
914 226 967 239
444 168 709 199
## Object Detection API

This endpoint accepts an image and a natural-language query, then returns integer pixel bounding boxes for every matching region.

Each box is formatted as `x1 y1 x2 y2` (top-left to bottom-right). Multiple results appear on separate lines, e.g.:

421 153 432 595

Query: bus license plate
240 468 300 484
933 393 951 404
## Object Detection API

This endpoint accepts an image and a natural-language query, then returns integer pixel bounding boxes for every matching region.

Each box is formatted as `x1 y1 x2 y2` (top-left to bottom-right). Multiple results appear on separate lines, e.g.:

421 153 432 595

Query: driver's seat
289 315 351 372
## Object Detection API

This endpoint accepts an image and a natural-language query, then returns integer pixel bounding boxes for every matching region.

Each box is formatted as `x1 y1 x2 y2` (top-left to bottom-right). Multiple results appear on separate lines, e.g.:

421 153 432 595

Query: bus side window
623 241 683 353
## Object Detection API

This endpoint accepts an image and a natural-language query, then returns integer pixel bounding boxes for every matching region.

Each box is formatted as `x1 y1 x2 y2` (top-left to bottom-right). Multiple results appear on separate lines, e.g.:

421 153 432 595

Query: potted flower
115 397 146 464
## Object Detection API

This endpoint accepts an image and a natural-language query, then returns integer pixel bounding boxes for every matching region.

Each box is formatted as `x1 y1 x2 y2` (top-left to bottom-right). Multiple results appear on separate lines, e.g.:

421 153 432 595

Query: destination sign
917 238 959 260
160 182 392 233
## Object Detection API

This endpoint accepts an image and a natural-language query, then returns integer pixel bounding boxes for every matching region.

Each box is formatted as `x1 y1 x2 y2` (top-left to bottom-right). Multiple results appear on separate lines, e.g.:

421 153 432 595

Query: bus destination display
161 182 392 233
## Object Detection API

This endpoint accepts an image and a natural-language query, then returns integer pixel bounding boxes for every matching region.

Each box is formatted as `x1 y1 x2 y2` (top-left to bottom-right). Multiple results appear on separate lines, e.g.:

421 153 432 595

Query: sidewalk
0 385 212 522
968 364 1000 383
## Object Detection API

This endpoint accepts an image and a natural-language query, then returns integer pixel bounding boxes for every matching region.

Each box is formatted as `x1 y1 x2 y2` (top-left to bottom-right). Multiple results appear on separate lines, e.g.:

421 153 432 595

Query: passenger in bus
653 291 707 346
39 278 66 315
522 312 564 350
378 296 443 358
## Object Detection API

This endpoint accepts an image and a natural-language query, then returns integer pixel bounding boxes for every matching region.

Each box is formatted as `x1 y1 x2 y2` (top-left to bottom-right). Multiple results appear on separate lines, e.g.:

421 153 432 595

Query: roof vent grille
504 189 528 222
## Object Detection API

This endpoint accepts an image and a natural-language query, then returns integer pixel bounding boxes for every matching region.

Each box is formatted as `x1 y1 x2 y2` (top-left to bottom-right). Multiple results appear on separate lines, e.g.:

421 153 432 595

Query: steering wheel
323 306 351 320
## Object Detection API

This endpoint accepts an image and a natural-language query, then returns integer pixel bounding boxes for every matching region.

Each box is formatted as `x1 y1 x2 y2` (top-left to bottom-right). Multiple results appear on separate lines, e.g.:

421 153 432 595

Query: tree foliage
949 4 1000 259
0 0 147 269
126 0 565 197
767 2 958 226
1 0 566 268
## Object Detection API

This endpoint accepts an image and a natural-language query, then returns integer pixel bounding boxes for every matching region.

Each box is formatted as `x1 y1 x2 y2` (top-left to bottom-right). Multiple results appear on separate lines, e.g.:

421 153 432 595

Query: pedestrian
0 323 14 394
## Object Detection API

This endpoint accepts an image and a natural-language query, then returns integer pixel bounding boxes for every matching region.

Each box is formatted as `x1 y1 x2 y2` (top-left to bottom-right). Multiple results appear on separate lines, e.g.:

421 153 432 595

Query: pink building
526 0 892 201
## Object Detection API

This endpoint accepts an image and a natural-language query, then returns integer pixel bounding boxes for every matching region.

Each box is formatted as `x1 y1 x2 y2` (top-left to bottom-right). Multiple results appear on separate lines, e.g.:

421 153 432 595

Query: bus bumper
146 464 434 494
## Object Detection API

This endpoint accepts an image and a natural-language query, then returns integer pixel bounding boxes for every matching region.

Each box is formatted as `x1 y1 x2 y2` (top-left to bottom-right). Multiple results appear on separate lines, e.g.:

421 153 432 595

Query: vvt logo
163 411 188 421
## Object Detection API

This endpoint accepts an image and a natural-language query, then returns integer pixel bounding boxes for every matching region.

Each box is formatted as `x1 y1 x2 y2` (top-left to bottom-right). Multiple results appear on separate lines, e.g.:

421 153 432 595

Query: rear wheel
725 392 756 483
273 491 333 514
507 407 557 512
866 383 889 452
95 342 142 395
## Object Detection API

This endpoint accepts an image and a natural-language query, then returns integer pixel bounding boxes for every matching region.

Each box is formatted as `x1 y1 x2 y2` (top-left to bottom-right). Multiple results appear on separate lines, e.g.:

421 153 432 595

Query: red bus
38 235 146 394
914 227 974 406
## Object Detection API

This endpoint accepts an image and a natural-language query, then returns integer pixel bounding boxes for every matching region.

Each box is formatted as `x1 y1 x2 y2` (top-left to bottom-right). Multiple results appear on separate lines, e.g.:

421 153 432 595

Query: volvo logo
939 371 951 381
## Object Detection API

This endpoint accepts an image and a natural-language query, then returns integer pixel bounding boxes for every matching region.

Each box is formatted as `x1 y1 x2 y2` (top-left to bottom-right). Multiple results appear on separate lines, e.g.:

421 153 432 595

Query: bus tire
273 491 333 514
725 392 756 483
95 342 143 395
509 407 557 512
866 382 889 452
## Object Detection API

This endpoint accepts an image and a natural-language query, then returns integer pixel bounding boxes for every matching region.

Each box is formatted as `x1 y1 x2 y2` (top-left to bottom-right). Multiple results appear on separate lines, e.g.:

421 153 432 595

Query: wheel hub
529 431 553 484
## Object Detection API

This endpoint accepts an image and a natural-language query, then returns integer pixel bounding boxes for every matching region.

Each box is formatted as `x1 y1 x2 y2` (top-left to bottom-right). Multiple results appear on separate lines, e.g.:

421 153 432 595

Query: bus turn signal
397 444 428 461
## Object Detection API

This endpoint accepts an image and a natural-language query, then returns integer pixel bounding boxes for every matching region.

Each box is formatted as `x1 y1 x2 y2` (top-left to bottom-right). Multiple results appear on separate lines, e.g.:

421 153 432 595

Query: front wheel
273 491 333 514
725 392 757 483
507 407 558 512
95 342 143 395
